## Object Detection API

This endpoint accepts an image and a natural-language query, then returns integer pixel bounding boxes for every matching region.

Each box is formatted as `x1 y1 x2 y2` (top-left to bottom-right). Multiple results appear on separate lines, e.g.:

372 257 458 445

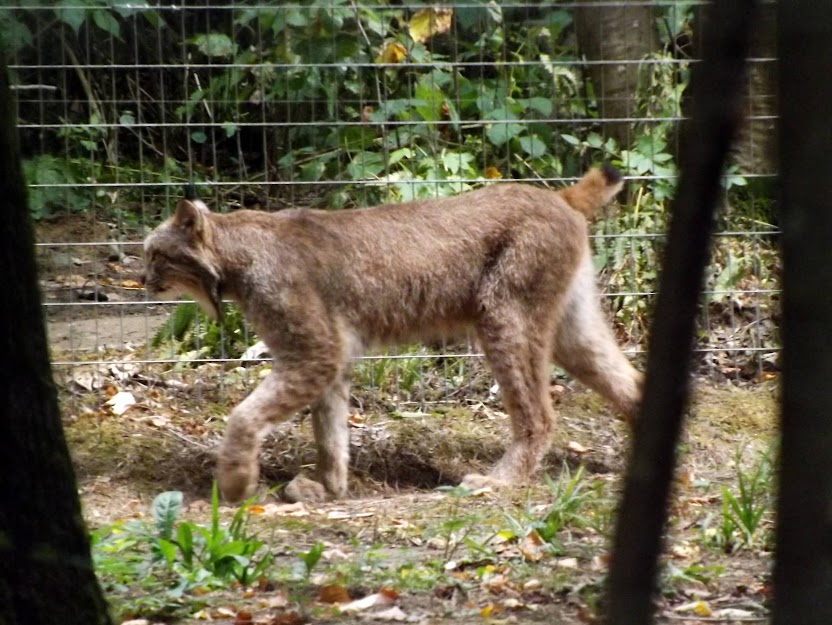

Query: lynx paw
460 473 510 492
284 476 331 503
217 457 259 503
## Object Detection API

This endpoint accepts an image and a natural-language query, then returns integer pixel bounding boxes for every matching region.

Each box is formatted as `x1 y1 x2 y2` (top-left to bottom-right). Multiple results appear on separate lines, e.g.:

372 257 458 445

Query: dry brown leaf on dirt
264 612 304 625
362 605 409 621
673 600 713 617
319 584 351 604
105 391 136 415
326 509 374 520
338 589 397 614
348 412 366 428
234 609 253 624
567 441 590 456
519 530 546 562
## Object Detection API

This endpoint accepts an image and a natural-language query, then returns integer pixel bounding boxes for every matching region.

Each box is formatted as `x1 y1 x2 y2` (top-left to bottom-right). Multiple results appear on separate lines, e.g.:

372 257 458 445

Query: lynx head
142 196 224 320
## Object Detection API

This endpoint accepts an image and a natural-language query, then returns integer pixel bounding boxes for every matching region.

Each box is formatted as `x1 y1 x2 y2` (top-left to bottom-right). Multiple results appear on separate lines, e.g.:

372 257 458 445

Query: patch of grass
93 483 274 620
700 445 775 552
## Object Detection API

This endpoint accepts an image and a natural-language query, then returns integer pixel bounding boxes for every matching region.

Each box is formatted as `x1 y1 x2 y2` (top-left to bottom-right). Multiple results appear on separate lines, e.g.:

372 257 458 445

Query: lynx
142 166 642 502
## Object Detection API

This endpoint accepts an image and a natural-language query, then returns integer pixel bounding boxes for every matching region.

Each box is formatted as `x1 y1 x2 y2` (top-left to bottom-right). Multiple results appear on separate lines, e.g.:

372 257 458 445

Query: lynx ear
173 198 211 234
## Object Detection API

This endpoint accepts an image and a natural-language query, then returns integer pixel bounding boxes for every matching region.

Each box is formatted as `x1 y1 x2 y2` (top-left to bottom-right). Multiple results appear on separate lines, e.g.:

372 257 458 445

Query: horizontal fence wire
8 1 779 411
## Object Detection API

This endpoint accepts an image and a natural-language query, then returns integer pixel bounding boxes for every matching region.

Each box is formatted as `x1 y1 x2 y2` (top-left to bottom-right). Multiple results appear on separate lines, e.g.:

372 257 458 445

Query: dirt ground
63 349 778 625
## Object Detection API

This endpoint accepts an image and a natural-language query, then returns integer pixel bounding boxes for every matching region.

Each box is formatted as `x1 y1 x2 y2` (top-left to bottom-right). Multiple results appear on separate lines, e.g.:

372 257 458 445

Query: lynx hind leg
462 309 556 490
553 251 643 421
283 371 352 503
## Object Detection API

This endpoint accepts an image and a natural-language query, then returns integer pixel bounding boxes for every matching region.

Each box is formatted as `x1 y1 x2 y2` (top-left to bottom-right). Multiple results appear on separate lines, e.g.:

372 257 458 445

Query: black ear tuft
600 163 623 186
183 181 198 201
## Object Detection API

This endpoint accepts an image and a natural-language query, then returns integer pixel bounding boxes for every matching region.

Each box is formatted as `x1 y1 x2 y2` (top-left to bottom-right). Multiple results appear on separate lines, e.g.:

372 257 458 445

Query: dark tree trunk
773 3 832 623
0 59 113 625
575 0 659 148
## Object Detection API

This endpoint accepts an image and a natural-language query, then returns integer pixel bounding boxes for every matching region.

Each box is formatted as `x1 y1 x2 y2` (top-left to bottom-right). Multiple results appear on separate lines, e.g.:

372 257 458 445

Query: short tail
560 164 624 218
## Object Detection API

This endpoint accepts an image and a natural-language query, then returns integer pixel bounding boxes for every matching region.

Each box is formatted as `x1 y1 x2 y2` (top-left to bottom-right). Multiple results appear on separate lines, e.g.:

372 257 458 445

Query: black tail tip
183 181 198 200
600 163 623 186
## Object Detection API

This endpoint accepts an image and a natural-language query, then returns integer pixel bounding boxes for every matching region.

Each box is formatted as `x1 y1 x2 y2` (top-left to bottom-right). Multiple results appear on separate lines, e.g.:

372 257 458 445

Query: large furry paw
216 457 259 503
283 476 331 503
459 473 510 492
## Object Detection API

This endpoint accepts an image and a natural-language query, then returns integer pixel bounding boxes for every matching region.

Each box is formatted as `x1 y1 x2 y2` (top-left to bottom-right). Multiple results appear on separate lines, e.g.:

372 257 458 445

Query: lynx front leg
553 252 643 420
283 373 352 503
217 365 335 502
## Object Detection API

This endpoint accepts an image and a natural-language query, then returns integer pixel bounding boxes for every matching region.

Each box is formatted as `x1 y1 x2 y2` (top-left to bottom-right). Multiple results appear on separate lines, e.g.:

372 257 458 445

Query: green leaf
193 33 237 58
0 13 33 55
54 1 87 33
388 147 413 167
346 151 384 180
586 133 604 149
285 9 309 27
176 523 195 567
152 491 183 540
92 9 120 38
221 121 238 138
156 537 178 566
518 135 547 158
561 133 580 146
191 131 207 144
119 111 135 126
520 97 553 117
486 121 524 147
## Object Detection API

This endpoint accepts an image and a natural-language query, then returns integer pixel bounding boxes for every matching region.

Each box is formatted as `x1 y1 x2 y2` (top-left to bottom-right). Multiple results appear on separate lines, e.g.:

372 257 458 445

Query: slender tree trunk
575 0 659 148
0 59 113 625
733 3 777 177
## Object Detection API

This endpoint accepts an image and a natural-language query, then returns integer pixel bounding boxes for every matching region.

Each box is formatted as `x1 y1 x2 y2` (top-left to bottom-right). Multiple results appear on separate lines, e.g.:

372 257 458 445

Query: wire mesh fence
6 1 778 413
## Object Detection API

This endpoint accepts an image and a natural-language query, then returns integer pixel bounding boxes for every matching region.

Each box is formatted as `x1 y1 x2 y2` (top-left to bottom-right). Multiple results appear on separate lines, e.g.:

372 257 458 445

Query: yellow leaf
408 7 453 44
246 504 266 515
375 41 407 64
480 603 494 618
694 601 713 617
484 166 502 179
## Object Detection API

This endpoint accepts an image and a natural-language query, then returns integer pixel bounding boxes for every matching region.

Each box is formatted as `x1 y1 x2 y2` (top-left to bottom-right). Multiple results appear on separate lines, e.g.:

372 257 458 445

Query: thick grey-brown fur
142 168 642 502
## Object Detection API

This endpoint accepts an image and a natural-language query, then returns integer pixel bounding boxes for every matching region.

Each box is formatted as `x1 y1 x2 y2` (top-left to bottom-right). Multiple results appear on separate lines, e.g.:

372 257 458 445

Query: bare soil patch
69 377 777 625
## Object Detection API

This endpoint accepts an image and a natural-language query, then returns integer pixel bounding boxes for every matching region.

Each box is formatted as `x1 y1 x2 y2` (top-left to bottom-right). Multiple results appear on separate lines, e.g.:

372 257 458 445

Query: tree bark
575 0 659 148
773 3 832 623
733 3 777 177
0 59 113 625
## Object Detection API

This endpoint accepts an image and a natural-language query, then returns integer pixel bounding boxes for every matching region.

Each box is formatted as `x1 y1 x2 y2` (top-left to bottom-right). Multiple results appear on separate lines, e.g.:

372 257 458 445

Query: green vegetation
702 445 775 552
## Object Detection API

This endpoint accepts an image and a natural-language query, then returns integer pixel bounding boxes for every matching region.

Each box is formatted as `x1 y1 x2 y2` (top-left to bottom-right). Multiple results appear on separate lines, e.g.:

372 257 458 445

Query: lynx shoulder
143 167 642 502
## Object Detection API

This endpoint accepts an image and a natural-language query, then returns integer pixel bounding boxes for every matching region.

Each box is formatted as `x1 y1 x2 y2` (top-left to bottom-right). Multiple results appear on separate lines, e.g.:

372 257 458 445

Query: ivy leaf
92 8 121 39
487 121 524 147
408 7 453 43
561 134 580 146
519 135 547 158
54 0 87 33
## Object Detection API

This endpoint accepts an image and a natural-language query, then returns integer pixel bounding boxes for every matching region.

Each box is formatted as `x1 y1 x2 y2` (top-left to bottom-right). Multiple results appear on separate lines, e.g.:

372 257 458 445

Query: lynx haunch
143 166 642 502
